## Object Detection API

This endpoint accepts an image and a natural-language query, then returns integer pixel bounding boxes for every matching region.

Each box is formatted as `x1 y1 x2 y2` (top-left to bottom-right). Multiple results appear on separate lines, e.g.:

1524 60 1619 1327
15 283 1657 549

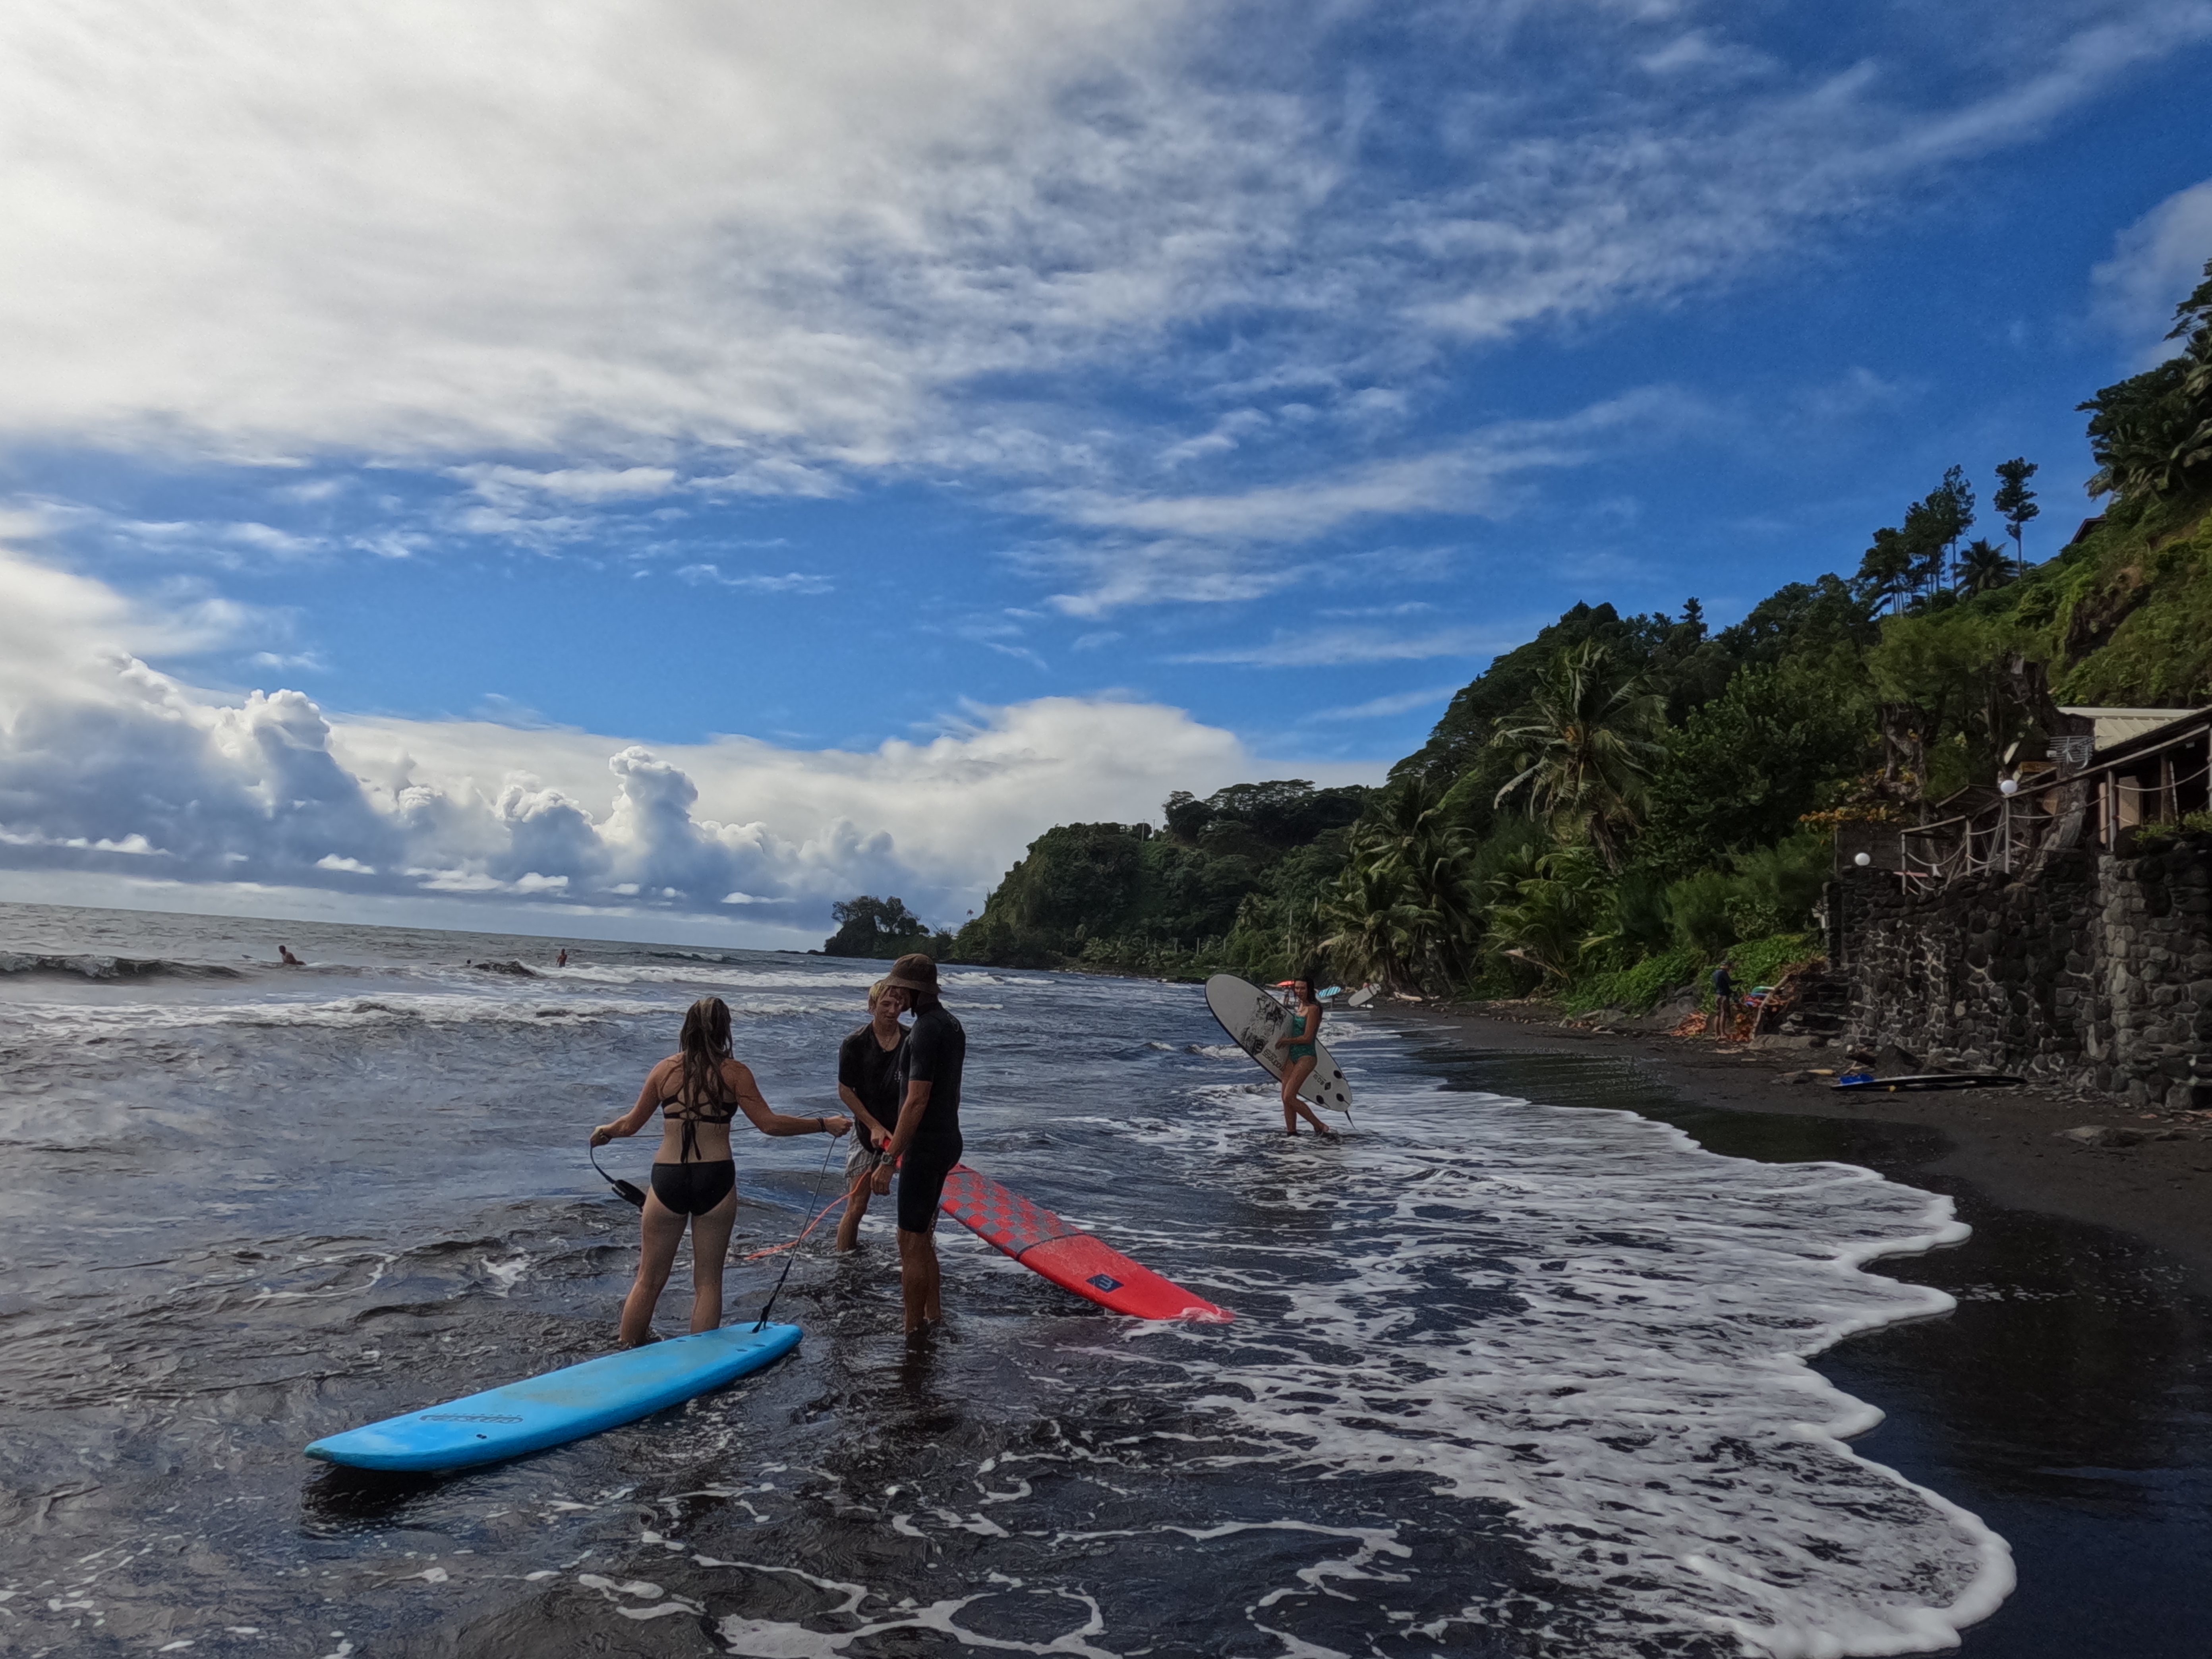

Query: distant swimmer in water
278 944 302 966
557 948 568 967
591 996 849 1346
833 977 903 1251
1274 972 1337 1138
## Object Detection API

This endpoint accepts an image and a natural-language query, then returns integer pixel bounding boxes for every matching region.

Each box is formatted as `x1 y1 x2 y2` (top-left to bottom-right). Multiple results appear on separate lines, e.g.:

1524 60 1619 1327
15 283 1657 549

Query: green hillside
890 260 2212 998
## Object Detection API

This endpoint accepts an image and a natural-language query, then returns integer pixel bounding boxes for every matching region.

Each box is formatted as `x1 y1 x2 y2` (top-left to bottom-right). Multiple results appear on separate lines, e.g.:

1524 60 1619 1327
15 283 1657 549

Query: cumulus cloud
0 542 1361 934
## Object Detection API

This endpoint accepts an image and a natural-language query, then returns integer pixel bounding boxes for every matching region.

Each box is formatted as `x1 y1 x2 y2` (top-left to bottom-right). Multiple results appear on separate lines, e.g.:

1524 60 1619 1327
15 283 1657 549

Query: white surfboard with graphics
1203 973 1354 1113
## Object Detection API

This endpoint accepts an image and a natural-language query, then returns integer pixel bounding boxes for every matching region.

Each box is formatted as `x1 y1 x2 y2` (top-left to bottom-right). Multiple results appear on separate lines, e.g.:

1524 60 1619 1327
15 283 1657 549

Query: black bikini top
661 1074 739 1162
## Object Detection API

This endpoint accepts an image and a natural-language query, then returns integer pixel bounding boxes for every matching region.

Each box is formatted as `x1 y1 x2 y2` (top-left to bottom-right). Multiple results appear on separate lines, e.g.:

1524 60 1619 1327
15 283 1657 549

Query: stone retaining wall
1834 836 2212 1108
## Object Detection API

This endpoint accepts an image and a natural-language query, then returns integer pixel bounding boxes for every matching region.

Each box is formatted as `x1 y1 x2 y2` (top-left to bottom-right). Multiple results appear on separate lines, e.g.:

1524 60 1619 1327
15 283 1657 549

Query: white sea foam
551 963 882 993
0 989 804 1044
1046 1080 2016 1657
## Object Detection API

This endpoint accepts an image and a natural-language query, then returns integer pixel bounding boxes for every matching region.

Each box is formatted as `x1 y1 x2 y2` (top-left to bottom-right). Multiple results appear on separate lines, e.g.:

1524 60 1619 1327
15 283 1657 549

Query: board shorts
845 1136 889 1185
650 1159 736 1216
896 1132 963 1233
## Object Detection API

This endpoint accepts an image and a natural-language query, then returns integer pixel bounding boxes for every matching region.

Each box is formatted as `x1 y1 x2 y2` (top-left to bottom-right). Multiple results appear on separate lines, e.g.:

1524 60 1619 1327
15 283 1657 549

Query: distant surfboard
304 1322 801 1471
1204 973 1354 1112
940 1164 1232 1322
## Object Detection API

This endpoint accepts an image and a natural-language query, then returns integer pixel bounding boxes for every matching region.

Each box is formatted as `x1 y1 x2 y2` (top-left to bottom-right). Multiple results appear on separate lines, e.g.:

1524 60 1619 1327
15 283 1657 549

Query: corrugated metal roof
2056 707 2206 750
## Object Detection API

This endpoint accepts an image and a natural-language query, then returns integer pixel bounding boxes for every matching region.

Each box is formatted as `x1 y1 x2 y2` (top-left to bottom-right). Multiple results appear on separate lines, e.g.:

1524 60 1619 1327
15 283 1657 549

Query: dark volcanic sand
1403 1009 2212 1659
1422 1007 2212 1295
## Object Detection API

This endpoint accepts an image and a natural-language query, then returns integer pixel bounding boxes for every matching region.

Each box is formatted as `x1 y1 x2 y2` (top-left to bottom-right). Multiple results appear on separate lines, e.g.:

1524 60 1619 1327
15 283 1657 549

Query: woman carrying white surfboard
1274 975 1338 1139
591 996 849 1347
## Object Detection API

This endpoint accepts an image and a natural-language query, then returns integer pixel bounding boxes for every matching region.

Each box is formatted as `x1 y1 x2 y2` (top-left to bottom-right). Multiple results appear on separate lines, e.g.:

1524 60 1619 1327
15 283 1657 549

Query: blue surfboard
305 1321 802 1471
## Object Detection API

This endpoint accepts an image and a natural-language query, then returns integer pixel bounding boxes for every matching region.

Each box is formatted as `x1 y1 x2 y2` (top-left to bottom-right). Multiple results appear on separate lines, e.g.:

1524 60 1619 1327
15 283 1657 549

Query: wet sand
1396 1010 2212 1659
1416 1003 2212 1297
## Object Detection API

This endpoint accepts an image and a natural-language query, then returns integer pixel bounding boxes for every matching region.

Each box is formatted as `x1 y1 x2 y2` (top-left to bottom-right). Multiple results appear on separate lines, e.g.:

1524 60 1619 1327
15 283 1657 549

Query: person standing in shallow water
833 977 903 1251
870 954 963 1336
1274 973 1337 1138
591 996 848 1346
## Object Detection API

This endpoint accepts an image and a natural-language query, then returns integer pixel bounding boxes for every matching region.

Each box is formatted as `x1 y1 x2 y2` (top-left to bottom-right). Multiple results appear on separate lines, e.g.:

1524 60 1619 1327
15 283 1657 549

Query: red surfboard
939 1164 1234 1322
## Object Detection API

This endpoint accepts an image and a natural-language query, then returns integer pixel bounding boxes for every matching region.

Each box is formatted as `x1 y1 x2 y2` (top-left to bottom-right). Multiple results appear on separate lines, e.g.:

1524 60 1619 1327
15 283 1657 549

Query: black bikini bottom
651 1160 736 1216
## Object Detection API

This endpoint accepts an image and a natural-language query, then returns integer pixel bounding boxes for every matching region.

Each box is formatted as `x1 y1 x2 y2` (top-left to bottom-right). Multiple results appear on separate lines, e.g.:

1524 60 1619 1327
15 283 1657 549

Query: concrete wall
1835 837 2212 1107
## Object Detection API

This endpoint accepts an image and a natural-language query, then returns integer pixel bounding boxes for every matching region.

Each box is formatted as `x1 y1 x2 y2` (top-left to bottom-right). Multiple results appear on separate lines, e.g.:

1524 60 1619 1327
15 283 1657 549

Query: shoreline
1401 1001 2212 1296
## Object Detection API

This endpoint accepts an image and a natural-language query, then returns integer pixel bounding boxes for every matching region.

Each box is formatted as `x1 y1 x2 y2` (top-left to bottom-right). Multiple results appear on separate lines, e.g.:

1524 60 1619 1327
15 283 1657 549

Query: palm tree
1350 779 1475 981
2082 258 2212 503
1490 641 1667 870
1955 538 2015 597
1319 854 1432 994
1481 843 1605 986
1855 527 1912 614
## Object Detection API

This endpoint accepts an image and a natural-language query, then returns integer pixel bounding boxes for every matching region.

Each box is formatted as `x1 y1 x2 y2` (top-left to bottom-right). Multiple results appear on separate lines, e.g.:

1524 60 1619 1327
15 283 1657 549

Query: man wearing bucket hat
872 952 965 1335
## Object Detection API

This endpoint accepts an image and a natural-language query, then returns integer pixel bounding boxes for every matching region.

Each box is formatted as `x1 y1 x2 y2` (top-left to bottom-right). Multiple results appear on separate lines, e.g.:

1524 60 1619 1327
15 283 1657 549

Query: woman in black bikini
591 996 849 1346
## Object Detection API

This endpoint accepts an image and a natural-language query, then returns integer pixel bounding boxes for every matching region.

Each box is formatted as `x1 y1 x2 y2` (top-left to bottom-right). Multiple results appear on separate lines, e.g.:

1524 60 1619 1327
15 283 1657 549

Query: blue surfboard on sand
305 1321 802 1471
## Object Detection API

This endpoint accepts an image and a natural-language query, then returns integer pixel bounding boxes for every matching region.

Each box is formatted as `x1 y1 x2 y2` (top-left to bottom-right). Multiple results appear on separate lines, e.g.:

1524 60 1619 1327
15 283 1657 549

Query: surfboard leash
590 1140 647 1208
742 1187 853 1261
752 1129 841 1331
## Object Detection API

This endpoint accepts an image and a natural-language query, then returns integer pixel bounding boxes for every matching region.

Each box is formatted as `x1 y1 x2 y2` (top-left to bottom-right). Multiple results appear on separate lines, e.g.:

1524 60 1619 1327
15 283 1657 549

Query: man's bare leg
897 1225 942 1333
834 1175 872 1252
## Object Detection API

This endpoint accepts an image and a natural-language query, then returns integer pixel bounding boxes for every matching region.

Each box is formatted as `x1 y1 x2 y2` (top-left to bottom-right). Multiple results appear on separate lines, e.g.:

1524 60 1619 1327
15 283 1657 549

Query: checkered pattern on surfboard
939 1164 1081 1261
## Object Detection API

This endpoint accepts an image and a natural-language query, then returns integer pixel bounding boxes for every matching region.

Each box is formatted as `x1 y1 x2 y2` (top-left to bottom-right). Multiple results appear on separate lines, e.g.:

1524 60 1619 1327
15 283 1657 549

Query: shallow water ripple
0 904 2007 1657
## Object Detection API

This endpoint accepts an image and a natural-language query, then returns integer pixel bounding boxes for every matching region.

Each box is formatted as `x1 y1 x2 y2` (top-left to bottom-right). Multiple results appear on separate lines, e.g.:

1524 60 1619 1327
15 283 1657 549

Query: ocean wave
0 951 244 981
0 991 685 1042
1082 1083 2014 1657
551 962 883 992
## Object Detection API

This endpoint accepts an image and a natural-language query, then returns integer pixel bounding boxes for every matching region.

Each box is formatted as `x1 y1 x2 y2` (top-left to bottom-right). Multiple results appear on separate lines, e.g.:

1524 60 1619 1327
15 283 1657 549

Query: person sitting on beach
833 976 903 1251
278 944 302 966
591 996 849 1346
1274 973 1338 1138
868 954 963 1337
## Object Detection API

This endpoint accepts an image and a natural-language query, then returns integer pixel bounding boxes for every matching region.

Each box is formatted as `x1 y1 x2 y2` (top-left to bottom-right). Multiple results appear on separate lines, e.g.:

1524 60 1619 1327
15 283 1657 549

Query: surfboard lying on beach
1204 972 1354 1112
304 1321 802 1471
940 1164 1232 1322
1831 1072 2026 1092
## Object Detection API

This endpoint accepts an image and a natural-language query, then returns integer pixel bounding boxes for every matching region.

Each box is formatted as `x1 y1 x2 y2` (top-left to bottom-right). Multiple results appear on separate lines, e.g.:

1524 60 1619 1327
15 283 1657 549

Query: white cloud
0 541 1376 933
1303 684 1462 722
454 465 680 503
0 0 2197 487
2093 177 2212 367
1038 389 1696 545
1176 627 1507 667
0 0 1212 460
674 564 834 595
1023 391 1692 613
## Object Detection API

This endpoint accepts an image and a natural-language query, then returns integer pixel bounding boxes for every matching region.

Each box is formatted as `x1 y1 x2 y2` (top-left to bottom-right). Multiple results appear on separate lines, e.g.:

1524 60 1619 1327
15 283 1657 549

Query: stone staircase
1766 967 1848 1046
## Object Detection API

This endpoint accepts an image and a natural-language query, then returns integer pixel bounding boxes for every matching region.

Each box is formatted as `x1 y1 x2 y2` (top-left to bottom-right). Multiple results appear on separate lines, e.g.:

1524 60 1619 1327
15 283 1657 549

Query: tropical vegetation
841 258 2212 1010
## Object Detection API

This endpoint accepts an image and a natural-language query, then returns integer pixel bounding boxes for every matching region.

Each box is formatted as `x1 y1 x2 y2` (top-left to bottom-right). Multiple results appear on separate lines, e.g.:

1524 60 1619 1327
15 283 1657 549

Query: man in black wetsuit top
874 953 964 1336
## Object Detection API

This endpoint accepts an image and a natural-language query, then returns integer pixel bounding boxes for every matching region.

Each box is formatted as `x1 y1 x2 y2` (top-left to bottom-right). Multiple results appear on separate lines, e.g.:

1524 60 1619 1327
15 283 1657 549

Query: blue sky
2 0 2209 943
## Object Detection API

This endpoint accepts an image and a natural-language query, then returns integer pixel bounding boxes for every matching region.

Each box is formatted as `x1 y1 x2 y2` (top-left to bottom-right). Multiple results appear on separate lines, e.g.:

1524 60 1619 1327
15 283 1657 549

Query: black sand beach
1404 1007 2212 1659
1422 1004 2212 1295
